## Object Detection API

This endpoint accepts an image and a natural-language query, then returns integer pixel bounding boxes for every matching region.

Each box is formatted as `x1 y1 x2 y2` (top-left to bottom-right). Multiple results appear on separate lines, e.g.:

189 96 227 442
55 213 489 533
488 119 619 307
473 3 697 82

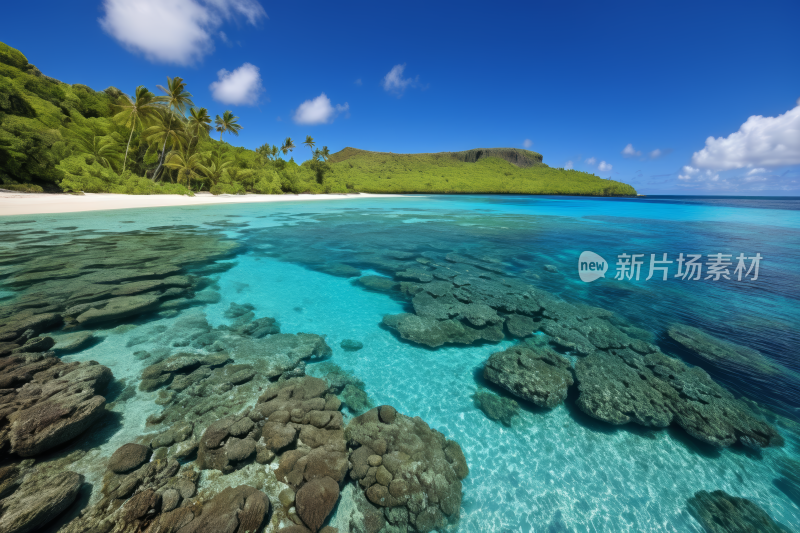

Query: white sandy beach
0 190 404 216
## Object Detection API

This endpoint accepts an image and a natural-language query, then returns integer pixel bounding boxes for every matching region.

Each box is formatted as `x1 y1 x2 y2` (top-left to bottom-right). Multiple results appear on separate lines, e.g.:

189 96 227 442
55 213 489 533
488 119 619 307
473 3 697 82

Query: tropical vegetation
0 41 636 196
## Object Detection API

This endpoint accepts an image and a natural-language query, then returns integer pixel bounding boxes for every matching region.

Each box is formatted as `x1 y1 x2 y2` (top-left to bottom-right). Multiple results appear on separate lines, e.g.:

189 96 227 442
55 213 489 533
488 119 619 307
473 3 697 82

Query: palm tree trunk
152 113 174 182
123 123 135 173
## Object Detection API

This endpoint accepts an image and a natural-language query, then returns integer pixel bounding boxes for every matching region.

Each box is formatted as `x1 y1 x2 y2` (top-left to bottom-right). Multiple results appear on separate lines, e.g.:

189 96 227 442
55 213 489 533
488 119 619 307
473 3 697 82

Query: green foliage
112 175 192 195
322 148 638 196
0 42 29 70
308 158 331 185
252 169 282 194
0 114 65 186
55 155 191 195
1 183 43 193
56 154 121 193
0 76 35 117
209 182 245 195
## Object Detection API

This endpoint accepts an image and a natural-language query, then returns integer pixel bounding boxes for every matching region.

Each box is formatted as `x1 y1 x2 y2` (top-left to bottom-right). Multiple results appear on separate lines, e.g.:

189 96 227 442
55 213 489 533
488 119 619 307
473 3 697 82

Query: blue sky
4 0 799 194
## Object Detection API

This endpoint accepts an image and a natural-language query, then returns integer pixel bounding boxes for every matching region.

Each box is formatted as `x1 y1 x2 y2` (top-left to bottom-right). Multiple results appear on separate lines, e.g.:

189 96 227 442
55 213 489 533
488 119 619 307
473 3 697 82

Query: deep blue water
2 194 799 532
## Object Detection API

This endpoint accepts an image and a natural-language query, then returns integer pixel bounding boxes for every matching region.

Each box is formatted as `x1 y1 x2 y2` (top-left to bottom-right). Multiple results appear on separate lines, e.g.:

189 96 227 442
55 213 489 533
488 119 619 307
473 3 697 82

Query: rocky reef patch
686 490 791 533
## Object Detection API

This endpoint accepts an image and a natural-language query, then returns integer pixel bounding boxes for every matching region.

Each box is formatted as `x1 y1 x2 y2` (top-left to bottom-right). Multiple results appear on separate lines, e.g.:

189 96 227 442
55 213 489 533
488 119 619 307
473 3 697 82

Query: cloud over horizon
382 64 420 96
99 0 266 65
210 63 264 105
293 93 349 125
691 99 800 170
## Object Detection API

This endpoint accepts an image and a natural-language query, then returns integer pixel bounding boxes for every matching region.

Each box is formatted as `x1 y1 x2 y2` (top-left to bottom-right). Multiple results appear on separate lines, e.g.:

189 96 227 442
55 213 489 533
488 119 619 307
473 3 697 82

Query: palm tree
303 135 315 157
312 148 321 161
214 110 243 142
186 107 212 148
255 142 274 164
71 131 122 170
143 110 189 181
164 148 210 190
280 137 295 157
204 149 234 186
271 145 279 161
112 86 160 173
152 77 194 180
320 146 330 162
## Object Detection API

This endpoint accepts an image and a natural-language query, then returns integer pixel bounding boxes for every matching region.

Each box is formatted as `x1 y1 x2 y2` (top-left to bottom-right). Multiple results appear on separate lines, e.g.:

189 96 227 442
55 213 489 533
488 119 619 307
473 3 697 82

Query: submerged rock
686 490 789 533
342 384 373 415
70 294 163 326
253 377 348 496
471 388 519 426
356 276 399 293
108 443 150 474
51 331 95 354
345 406 469 533
483 344 574 408
176 485 269 533
505 313 536 338
0 470 83 533
340 339 364 352
382 313 503 348
1 358 112 457
296 476 340 532
667 323 792 378
231 333 332 379
0 312 62 343
574 349 784 448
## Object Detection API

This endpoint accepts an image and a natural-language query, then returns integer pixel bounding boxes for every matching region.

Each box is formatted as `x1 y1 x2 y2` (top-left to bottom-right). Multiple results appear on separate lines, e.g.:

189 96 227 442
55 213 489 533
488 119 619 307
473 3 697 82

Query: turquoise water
3 194 800 532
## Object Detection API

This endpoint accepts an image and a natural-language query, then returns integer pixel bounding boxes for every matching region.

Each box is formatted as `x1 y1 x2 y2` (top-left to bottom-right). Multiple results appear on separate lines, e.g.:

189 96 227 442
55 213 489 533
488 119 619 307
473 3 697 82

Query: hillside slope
326 148 637 196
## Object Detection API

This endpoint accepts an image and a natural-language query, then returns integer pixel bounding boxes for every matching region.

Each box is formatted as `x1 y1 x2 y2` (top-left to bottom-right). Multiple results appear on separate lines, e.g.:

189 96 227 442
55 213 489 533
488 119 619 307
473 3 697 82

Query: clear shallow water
2 194 800 532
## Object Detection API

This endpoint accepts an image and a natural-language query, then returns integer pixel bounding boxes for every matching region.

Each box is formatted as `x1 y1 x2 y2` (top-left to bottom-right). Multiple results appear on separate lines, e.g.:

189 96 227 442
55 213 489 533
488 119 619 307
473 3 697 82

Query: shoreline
0 191 404 216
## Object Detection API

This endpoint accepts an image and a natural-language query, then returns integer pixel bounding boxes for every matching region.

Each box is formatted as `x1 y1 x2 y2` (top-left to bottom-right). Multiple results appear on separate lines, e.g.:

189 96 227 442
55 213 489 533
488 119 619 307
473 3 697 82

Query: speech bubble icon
578 251 608 282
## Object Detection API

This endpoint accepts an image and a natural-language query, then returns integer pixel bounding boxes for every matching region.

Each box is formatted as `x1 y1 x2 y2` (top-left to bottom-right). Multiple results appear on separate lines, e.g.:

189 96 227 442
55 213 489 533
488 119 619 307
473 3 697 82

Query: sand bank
0 191 404 216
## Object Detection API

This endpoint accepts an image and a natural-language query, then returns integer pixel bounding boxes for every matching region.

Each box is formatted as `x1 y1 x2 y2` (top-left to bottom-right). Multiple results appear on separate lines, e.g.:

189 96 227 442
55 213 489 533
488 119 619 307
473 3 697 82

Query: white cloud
219 31 229 44
598 161 612 172
747 168 767 175
564 160 573 170
691 100 800 170
649 149 662 159
586 157 597 165
293 93 349 125
523 139 533 149
678 166 719 182
99 0 266 65
622 144 641 158
210 63 264 105
382 64 420 96
354 78 362 86
205 0 267 24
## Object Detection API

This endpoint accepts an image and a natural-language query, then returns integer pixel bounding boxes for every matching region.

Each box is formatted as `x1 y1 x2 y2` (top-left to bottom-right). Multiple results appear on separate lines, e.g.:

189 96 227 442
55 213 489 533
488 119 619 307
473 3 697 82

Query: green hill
325 147 637 196
0 40 636 197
